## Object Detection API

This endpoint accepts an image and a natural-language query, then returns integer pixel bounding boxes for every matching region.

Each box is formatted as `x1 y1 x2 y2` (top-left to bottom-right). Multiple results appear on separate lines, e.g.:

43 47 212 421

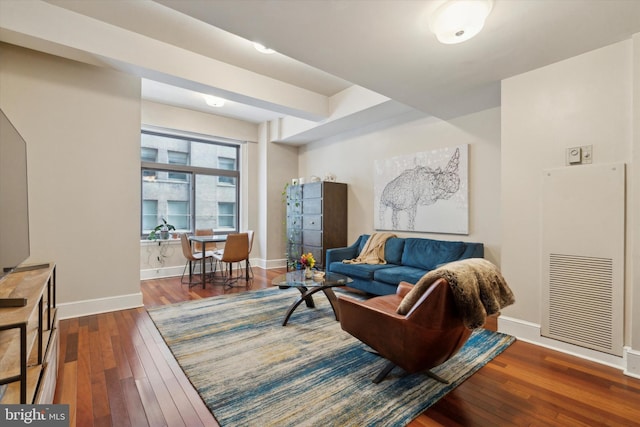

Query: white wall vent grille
541 164 624 356
548 254 613 352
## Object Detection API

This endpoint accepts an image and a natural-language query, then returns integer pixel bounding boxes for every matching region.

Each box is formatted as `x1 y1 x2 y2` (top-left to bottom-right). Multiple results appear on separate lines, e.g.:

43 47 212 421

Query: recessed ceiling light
429 0 493 44
253 42 276 54
203 95 225 107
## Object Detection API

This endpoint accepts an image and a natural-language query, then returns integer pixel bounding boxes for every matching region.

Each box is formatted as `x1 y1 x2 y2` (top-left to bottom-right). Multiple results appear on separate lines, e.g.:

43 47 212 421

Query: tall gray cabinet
286 181 347 270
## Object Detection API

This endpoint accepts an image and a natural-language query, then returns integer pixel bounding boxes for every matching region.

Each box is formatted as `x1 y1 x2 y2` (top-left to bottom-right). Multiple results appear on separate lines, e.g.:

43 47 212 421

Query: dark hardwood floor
53 267 640 426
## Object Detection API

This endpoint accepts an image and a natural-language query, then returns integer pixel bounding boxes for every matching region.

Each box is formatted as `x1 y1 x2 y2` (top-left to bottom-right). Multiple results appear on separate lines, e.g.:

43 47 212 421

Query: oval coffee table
272 270 353 326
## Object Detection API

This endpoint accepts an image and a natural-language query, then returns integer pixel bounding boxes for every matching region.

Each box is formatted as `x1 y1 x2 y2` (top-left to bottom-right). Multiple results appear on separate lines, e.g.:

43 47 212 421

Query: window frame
140 129 241 239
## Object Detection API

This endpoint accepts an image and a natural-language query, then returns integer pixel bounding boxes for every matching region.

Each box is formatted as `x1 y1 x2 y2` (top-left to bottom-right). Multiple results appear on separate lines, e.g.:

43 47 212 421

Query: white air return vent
541 164 624 356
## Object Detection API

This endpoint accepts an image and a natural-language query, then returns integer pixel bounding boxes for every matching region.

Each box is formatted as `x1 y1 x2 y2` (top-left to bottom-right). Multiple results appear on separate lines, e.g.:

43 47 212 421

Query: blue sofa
326 234 484 296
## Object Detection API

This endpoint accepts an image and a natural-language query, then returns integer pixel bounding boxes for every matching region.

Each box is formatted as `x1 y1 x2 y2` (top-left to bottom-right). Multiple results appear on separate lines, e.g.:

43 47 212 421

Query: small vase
304 267 312 279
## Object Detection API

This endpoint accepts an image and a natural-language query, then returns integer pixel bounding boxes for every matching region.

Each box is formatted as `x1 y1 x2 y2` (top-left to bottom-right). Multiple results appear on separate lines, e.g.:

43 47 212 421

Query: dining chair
194 228 215 252
194 228 221 273
180 233 215 288
213 232 250 286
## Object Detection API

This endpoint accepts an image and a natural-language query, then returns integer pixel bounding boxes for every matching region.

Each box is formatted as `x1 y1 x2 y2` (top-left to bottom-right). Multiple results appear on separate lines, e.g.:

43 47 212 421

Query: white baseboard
140 258 285 281
58 292 143 320
140 258 287 280
260 258 287 269
498 315 638 375
624 347 640 378
140 265 184 280
61 258 295 320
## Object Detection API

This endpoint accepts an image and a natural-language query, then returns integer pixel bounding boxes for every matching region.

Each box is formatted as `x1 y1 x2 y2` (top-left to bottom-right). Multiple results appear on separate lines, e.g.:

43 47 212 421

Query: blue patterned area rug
147 287 515 426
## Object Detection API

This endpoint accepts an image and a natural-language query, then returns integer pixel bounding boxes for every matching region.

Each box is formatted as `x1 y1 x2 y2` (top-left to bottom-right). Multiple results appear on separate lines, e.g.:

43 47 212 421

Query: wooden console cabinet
0 263 58 404
286 181 347 269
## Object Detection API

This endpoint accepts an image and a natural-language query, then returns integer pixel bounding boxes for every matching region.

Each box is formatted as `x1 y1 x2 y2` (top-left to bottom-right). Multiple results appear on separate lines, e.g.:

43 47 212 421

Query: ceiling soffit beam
0 0 329 121
269 86 422 144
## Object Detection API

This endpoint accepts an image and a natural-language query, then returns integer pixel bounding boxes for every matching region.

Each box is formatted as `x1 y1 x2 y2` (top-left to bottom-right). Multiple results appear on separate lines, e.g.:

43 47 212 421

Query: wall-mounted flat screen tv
0 108 30 281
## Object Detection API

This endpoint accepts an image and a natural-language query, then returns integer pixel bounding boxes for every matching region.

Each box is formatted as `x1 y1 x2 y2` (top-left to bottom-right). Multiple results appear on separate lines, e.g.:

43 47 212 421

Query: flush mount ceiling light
203 95 225 107
428 0 493 44
253 42 276 54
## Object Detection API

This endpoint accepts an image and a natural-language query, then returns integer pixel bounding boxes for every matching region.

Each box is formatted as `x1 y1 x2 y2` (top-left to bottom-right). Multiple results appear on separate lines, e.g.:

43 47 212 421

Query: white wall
0 43 142 318
298 108 502 264
262 124 299 264
501 38 638 373
631 33 640 356
141 101 259 143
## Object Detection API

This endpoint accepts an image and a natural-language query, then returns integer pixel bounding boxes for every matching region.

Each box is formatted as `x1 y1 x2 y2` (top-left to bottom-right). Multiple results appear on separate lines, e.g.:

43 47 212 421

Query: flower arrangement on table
300 252 316 269
300 252 316 278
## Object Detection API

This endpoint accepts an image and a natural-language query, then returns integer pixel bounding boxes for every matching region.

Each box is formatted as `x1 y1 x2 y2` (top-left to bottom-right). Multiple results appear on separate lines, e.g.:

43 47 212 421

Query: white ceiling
6 0 640 135
44 0 353 123
155 0 640 120
140 79 287 123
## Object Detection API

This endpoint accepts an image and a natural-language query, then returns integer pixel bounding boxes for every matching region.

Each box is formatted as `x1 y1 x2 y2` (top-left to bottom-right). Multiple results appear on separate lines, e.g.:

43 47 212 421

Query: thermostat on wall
566 145 592 165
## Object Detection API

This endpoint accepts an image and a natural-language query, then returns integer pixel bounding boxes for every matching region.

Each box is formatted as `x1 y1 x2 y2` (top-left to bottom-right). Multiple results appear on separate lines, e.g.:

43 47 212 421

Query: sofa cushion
401 238 466 271
373 265 427 286
384 237 405 265
329 262 394 281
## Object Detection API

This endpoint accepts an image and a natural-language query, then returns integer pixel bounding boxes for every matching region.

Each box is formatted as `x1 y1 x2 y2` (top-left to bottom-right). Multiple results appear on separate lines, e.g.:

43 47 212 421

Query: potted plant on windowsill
148 218 176 240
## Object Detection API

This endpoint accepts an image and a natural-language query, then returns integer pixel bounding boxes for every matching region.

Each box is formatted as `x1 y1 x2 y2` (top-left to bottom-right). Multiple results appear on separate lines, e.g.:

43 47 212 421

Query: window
218 202 235 228
168 150 188 181
168 200 189 230
141 148 157 180
141 147 157 163
140 130 240 237
142 200 158 231
218 157 236 185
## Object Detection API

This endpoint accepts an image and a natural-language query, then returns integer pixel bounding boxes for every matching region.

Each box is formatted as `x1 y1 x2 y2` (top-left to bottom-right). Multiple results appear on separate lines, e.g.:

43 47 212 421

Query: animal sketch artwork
375 146 468 234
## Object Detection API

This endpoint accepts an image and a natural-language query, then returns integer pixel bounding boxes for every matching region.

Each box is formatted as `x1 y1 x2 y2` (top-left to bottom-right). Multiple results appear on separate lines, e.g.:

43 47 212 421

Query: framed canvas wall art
374 144 468 234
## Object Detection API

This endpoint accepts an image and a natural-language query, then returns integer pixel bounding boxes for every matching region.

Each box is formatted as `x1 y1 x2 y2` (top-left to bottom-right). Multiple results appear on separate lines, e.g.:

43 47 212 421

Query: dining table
188 234 227 285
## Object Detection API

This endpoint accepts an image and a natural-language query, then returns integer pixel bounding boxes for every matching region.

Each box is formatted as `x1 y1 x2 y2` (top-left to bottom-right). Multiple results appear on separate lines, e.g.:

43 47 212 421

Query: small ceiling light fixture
428 0 493 44
203 95 225 108
253 42 276 54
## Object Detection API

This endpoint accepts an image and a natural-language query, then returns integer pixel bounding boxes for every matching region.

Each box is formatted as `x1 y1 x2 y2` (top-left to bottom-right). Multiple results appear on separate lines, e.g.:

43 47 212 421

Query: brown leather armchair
338 279 472 383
